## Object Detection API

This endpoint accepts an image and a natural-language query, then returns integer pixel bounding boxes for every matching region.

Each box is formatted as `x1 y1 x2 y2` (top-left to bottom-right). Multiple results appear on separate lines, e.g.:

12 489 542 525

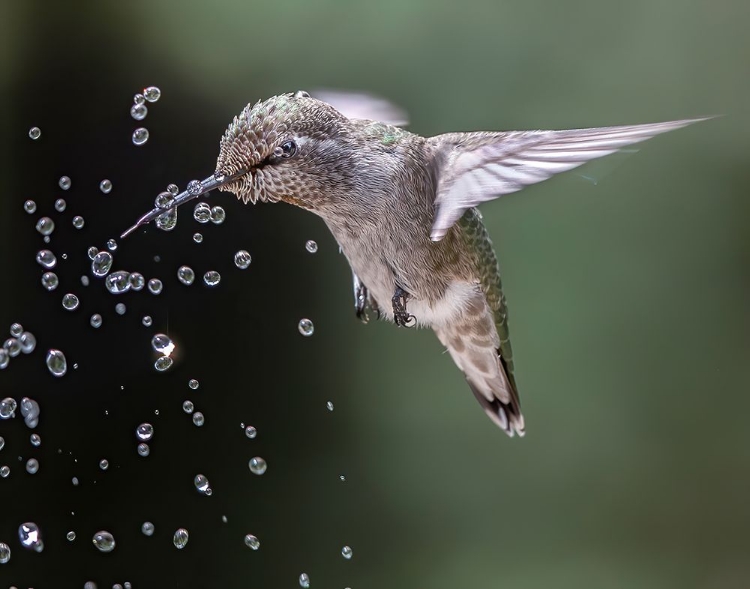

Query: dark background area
2 1 749 588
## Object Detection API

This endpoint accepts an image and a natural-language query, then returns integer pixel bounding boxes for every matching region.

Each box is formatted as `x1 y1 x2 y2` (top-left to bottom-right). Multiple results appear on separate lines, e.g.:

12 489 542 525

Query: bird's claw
392 287 416 328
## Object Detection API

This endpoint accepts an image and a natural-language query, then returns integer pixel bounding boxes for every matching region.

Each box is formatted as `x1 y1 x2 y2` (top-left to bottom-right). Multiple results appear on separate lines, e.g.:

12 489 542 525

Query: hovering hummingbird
122 91 708 437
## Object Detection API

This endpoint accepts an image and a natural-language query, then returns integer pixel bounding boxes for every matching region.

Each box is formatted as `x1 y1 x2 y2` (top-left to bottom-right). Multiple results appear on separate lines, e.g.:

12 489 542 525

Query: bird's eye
273 140 297 159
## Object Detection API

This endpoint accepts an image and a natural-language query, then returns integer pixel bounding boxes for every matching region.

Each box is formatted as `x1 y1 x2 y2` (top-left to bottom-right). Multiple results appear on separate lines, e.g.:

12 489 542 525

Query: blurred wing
429 118 708 241
313 89 409 126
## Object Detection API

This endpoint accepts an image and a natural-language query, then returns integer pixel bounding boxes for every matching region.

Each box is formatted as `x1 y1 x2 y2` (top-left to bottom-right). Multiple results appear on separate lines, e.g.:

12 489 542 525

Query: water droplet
187 179 201 195
130 104 148 120
0 351 7 370
87 246 99 260
3 338 19 358
72 215 85 229
155 192 174 209
46 349 67 377
326 401 334 411
66 531 76 541
193 202 211 223
156 208 177 231
20 397 39 420
194 474 211 495
136 423 154 441
72 476 79 485
151 334 173 355
182 400 194 414
298 318 314 336
142 315 152 327
154 356 173 372
137 443 150 457
91 251 113 277
0 436 4 450
192 411 205 427
115 303 127 315
234 250 252 269
0 542 9 563
245 425 257 439
341 545 353 559
141 521 154 536
177 266 195 285
26 458 39 474
10 323 22 337
54 198 67 212
107 238 118 251
144 86 161 102
24 199 37 214
30 433 41 447
19 522 44 552
248 456 267 475
36 217 55 236
339 475 346 482
28 127 41 140
222 515 228 523
105 271 131 294
99 179 112 194
90 314 103 328
210 206 226 224
41 271 59 291
34 249 57 270
299 573 310 588
0 466 8 478
188 379 199 390
203 271 221 286
20 331 36 354
148 278 163 295
305 240 318 253
132 127 149 146
173 528 189 549
62 293 80 311
80 275 90 286
244 534 260 550
167 183 179 195
129 272 145 290
134 93 145 105
59 176 71 190
92 530 115 553
0 397 16 419
193 232 203 243
99 459 109 470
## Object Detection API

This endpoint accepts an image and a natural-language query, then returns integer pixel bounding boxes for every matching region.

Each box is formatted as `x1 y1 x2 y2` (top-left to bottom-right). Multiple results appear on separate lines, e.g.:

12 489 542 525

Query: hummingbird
122 91 707 437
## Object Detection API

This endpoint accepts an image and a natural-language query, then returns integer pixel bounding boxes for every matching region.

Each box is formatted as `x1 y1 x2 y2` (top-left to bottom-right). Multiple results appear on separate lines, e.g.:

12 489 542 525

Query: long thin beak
120 172 236 239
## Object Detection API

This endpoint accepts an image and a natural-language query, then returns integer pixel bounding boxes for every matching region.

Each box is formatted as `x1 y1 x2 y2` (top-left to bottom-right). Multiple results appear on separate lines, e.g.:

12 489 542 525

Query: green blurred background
3 0 749 587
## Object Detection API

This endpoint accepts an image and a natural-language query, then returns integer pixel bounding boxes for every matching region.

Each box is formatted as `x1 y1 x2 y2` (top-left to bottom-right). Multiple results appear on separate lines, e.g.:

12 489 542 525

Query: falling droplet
54 198 67 212
66 531 76 542
182 400 194 414
154 356 173 372
210 206 226 224
193 202 211 223
106 238 118 251
30 433 41 447
0 397 16 419
245 425 257 439
0 466 9 478
28 127 41 140
62 293 80 311
134 93 145 105
105 271 131 294
177 266 195 285
35 249 57 269
298 319 314 337
91 251 113 277
144 86 161 102
137 442 150 457
99 179 112 194
3 338 20 358
193 232 203 243
151 334 174 355
141 522 155 536
90 314 102 328
244 534 260 550
130 104 148 120
10 323 23 337
41 272 59 291
99 459 109 470
142 315 153 327
24 199 37 214
129 273 145 290
341 545 353 559
194 474 211 495
136 423 154 441
132 127 149 146
203 271 221 286
248 457 267 475
234 250 252 269
59 176 71 190
87 246 99 260
19 522 44 552
26 458 39 474
192 412 205 427
36 217 55 236
326 401 334 412
148 278 163 295
305 240 318 253
188 379 199 390
115 303 127 315
46 349 67 377
173 528 189 549
72 216 85 229
0 542 9 563
92 530 116 553
299 573 310 588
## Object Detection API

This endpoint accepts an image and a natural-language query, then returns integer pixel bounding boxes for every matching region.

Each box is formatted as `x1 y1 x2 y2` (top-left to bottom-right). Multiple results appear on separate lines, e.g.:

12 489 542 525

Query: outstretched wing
428 118 709 241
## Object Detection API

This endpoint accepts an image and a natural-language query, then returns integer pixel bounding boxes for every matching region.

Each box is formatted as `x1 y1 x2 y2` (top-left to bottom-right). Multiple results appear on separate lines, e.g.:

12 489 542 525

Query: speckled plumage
210 91 705 437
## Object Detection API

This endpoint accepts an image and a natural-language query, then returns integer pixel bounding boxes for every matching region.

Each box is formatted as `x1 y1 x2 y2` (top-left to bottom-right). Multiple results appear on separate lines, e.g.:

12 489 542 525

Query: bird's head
214 91 352 210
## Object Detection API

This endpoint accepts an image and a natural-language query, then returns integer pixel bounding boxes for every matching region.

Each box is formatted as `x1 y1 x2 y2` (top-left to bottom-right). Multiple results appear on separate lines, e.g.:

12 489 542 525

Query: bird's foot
355 283 370 324
392 287 416 328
